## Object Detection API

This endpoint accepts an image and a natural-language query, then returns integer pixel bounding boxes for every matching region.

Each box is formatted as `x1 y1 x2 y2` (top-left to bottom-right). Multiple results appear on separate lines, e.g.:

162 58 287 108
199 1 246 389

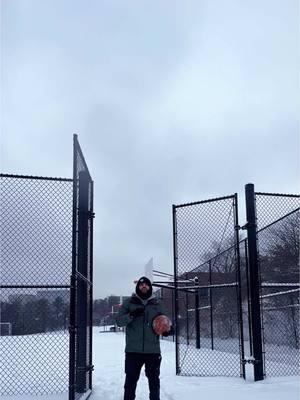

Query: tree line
1 296 69 335
1 294 127 335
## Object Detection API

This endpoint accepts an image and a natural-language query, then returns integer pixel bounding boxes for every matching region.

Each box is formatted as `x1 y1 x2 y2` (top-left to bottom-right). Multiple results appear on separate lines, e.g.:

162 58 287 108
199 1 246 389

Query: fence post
233 193 245 379
171 288 175 342
244 239 253 357
69 274 76 400
185 273 189 345
76 171 89 392
172 205 180 374
209 260 214 350
88 180 94 391
245 183 264 381
195 290 200 349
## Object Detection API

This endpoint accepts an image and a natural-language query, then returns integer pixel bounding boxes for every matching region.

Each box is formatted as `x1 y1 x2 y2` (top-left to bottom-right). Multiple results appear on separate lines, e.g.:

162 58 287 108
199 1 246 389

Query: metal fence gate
171 185 299 381
172 195 245 377
254 189 299 377
69 135 94 400
0 135 94 399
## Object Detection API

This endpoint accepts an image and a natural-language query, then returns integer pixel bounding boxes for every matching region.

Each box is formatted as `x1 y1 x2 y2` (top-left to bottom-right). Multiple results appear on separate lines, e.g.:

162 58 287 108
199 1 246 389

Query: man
116 276 173 400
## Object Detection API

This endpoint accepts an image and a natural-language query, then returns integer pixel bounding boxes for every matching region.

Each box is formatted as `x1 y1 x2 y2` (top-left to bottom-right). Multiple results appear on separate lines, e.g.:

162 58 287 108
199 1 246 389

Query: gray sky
1 0 299 298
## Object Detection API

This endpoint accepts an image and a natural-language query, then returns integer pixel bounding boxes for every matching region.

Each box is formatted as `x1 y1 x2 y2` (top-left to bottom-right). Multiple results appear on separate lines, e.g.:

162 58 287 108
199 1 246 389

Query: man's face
139 282 150 294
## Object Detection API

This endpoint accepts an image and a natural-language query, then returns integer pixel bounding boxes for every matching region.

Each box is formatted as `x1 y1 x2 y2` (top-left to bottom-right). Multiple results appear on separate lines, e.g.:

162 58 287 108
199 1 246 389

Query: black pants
124 352 162 400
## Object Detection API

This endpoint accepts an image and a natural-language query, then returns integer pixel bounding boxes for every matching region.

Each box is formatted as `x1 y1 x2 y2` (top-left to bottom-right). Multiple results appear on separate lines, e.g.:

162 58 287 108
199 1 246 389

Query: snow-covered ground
1 328 299 400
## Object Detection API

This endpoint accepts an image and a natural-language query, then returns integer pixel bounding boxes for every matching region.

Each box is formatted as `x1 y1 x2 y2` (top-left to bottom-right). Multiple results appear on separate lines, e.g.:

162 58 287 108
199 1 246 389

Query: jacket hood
135 276 153 300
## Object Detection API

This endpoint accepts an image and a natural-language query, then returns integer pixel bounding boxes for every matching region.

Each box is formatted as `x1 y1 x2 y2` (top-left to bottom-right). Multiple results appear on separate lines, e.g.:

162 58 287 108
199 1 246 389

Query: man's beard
137 287 152 299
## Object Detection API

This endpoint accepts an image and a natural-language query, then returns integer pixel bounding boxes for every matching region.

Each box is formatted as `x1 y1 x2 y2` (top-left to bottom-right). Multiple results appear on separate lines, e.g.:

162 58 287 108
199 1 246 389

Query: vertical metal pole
245 239 253 357
209 260 214 350
171 288 175 342
185 273 189 345
69 134 78 400
234 194 245 379
88 180 94 390
76 171 89 393
195 290 200 349
172 205 180 374
289 293 299 349
245 184 264 381
69 274 76 400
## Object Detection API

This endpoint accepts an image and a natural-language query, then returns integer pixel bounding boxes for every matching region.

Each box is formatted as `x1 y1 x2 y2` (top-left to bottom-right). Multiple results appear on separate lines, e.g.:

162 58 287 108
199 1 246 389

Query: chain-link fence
154 285 175 343
0 175 73 396
170 188 299 380
173 195 245 377
0 135 94 399
255 192 300 377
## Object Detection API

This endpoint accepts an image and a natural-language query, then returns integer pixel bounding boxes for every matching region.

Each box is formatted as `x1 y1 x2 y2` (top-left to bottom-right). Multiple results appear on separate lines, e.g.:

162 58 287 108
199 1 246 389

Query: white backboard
144 257 154 283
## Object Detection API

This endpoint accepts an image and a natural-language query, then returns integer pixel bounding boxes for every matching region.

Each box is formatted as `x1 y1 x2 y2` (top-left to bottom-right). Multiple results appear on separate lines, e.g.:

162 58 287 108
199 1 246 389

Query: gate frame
0 173 73 396
172 194 245 378
69 134 94 400
0 136 94 399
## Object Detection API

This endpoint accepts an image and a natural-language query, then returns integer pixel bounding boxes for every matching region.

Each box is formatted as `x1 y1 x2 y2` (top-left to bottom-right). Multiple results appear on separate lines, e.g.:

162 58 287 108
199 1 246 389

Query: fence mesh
156 286 175 343
0 175 73 396
255 193 300 377
173 196 244 377
0 177 73 286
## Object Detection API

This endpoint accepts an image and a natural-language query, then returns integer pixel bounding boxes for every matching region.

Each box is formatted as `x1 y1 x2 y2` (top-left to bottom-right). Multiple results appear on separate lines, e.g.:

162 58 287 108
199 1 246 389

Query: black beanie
136 276 153 300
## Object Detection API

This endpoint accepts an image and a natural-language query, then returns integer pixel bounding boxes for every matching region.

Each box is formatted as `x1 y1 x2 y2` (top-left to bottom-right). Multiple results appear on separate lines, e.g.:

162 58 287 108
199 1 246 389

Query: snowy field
1 328 299 400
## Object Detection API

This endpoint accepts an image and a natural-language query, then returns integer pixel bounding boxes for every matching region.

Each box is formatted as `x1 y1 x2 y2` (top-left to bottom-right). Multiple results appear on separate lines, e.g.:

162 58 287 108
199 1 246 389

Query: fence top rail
261 288 300 299
255 191 300 198
0 285 71 289
173 194 235 209
177 282 238 290
152 283 194 293
0 173 73 182
261 283 300 287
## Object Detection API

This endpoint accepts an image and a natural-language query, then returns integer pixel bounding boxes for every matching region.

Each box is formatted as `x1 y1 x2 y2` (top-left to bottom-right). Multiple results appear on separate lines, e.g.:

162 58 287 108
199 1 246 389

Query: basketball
152 314 171 335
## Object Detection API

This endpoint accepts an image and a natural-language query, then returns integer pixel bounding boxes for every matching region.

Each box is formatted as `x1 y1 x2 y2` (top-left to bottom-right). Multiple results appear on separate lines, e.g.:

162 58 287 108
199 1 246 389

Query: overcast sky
1 0 299 298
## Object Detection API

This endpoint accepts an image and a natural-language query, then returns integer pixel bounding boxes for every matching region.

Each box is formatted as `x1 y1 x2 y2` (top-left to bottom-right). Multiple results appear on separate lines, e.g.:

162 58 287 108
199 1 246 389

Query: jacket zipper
142 305 145 352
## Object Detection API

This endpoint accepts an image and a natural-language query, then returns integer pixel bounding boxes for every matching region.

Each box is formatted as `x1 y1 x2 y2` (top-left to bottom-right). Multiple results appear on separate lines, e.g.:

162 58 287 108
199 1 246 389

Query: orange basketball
152 315 171 335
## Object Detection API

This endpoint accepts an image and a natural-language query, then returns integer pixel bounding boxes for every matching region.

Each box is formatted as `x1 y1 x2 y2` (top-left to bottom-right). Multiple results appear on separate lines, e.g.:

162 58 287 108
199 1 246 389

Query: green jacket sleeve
115 299 133 327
